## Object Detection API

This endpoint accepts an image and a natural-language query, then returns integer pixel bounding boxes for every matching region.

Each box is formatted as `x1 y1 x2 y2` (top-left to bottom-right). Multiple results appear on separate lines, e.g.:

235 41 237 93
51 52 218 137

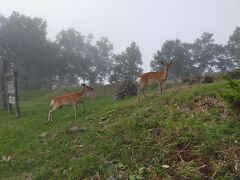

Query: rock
117 173 126 180
25 159 35 165
99 119 110 125
106 176 115 180
72 138 81 145
68 126 87 133
39 132 49 138
106 110 115 114
90 175 99 180
99 117 107 121
2 155 11 162
162 164 170 168
39 132 50 142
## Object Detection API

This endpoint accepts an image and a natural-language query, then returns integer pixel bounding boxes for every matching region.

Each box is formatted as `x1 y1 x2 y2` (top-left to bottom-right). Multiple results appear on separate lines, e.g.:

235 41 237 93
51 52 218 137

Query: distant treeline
0 12 239 90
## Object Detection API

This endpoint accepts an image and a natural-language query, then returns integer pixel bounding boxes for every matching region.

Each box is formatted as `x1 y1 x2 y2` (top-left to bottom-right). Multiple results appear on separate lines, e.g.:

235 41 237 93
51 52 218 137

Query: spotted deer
47 83 96 123
137 60 173 101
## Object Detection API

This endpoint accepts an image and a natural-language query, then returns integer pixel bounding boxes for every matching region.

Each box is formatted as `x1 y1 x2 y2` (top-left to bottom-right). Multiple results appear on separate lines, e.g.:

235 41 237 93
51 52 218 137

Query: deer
47 83 96 123
113 80 138 101
136 60 173 101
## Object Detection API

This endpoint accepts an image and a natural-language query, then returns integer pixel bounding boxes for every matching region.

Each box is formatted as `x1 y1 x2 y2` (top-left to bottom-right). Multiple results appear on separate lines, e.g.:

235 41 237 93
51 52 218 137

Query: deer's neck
82 88 88 97
76 88 87 100
162 65 170 79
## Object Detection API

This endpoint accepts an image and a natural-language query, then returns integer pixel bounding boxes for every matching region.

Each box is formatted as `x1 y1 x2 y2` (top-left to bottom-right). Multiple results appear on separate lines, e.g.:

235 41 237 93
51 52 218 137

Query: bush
220 73 240 114
227 69 240 79
180 75 214 85
201 75 214 83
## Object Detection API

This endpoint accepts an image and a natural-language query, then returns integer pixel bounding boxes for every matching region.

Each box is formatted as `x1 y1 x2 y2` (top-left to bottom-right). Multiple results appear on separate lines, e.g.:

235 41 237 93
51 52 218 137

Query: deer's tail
136 77 141 84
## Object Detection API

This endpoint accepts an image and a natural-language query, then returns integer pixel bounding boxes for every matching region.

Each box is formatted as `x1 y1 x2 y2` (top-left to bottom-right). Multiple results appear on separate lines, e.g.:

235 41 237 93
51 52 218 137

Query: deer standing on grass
137 60 173 101
47 83 96 123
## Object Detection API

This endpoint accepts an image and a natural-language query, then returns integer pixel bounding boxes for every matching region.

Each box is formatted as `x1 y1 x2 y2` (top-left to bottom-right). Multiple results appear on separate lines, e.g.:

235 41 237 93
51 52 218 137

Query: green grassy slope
0 82 240 179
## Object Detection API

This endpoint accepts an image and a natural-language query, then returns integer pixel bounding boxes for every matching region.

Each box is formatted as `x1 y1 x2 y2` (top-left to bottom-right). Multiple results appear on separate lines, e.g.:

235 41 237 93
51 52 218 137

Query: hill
0 82 240 179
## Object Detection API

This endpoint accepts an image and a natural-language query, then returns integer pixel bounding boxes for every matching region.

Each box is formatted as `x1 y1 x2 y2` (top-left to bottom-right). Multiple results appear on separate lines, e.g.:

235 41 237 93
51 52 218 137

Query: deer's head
160 60 174 66
81 83 96 99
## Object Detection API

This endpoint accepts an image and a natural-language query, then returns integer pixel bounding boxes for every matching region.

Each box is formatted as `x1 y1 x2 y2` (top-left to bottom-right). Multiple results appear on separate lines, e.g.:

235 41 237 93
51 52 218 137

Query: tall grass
0 82 240 179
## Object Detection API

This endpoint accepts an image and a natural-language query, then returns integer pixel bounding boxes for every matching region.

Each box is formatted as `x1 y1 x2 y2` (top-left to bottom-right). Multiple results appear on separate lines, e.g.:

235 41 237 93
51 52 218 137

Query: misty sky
1 0 240 71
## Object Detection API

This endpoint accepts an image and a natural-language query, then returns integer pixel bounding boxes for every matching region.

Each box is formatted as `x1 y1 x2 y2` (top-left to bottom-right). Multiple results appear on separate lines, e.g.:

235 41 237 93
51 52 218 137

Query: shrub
220 71 240 114
201 75 214 83
227 69 240 79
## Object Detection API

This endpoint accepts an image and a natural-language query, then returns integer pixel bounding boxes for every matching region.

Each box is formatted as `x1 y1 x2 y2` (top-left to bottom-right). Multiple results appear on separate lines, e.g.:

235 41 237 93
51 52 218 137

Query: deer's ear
161 61 165 65
81 83 86 87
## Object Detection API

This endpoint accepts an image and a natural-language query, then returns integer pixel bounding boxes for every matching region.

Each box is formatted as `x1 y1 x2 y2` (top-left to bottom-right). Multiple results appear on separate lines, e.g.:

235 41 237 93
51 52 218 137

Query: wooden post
5 71 20 118
0 59 8 109
13 72 20 118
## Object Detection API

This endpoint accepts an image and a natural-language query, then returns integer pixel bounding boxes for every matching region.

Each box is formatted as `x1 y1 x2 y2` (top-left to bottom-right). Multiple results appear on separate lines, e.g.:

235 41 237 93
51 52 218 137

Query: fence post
0 59 8 109
13 72 20 118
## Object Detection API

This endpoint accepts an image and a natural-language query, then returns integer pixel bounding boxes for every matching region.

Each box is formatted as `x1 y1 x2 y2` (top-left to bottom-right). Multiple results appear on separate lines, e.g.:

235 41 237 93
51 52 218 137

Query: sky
1 0 240 71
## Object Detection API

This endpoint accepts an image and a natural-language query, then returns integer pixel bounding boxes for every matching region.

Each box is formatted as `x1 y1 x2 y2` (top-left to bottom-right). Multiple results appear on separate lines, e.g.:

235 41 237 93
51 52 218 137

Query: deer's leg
48 109 53 123
158 82 162 95
161 84 163 95
142 89 147 98
137 88 148 102
137 88 141 102
73 103 77 118
81 101 86 114
47 111 51 123
48 106 59 123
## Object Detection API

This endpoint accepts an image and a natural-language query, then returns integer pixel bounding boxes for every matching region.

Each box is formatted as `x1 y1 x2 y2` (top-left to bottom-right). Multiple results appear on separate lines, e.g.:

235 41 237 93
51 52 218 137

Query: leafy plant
220 70 240 114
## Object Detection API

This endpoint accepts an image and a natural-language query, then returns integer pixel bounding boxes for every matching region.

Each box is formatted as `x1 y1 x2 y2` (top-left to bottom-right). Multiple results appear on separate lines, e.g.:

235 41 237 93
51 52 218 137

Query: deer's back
140 72 166 84
52 92 83 106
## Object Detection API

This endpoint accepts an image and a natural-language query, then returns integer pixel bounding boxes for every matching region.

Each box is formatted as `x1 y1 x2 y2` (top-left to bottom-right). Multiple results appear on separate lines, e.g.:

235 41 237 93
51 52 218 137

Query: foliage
0 12 50 89
150 39 194 78
0 12 114 89
220 71 240 114
0 12 239 90
55 28 91 86
109 42 143 83
191 32 217 74
227 69 240 79
150 33 235 79
228 27 240 67
191 32 233 74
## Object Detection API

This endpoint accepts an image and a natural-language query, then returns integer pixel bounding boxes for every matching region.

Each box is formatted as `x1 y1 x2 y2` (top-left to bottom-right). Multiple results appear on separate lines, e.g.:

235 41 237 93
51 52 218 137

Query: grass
0 82 240 179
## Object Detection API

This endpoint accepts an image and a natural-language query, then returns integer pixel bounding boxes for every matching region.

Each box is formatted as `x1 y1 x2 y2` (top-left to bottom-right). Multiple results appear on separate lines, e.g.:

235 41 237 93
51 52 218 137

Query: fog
1 0 240 71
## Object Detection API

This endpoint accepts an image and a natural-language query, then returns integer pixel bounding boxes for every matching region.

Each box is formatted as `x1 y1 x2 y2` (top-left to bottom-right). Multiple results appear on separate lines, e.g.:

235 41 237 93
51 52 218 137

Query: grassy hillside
0 82 240 179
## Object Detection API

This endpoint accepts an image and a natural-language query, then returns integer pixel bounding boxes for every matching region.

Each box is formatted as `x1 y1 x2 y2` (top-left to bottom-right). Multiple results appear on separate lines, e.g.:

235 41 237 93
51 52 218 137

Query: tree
95 37 113 83
39 41 61 89
214 44 233 72
150 39 194 78
109 54 128 82
191 32 234 74
228 27 240 68
56 28 90 86
0 12 49 90
190 32 220 75
83 36 113 85
109 42 143 83
56 30 114 85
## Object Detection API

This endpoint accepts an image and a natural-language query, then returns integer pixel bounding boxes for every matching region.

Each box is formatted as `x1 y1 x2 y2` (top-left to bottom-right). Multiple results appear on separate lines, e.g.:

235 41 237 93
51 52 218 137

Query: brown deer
47 83 96 123
137 60 173 101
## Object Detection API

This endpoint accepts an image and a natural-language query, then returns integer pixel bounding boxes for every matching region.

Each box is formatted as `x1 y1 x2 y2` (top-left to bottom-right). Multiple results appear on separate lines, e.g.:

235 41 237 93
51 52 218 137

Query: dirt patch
178 150 212 175
196 96 228 115
152 126 163 137
179 96 229 118
67 126 88 133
